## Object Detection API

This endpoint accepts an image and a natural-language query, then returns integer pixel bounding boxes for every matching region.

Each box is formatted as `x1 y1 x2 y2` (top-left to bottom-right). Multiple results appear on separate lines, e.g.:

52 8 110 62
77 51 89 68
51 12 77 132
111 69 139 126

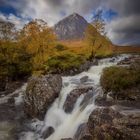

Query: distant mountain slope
54 13 88 40
0 19 15 40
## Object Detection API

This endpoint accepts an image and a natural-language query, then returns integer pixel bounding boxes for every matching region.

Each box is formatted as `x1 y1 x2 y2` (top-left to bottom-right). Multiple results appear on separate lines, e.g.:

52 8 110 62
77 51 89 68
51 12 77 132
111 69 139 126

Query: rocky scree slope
54 13 88 40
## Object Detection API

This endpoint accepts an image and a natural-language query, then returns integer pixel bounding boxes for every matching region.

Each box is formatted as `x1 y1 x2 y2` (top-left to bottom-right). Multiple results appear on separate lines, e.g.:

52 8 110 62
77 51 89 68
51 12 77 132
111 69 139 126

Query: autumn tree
85 9 112 59
18 19 56 72
85 24 102 59
92 9 106 36
0 20 32 91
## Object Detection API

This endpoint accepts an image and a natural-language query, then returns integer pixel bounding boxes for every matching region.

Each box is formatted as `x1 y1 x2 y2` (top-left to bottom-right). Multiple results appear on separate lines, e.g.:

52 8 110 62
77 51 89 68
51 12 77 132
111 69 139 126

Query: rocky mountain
0 20 15 40
54 13 88 40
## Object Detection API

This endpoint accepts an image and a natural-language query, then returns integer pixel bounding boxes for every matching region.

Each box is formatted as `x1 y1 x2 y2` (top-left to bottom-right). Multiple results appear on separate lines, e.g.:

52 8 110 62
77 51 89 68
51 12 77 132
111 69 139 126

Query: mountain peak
70 13 81 17
54 13 88 40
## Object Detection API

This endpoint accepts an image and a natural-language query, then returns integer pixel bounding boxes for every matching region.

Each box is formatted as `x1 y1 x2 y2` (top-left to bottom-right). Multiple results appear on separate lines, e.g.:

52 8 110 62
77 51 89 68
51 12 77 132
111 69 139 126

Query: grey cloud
0 0 9 6
106 15 140 45
45 0 101 14
1 0 140 45
121 0 140 16
1 0 102 25
0 12 28 29
6 0 102 25
110 16 140 33
46 0 66 7
105 0 140 16
104 0 140 45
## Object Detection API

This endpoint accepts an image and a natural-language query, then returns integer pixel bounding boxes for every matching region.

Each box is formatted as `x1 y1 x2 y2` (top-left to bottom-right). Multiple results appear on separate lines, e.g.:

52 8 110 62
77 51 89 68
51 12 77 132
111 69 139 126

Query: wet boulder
109 86 140 101
24 74 62 119
41 126 54 139
63 86 94 113
109 58 116 63
88 108 123 140
74 123 92 140
113 115 140 140
87 107 140 140
95 94 114 107
80 76 88 83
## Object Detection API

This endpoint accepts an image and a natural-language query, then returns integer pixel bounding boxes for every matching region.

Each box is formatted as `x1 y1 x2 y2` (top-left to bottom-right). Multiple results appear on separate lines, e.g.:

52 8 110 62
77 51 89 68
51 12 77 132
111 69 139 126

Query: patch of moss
100 66 140 93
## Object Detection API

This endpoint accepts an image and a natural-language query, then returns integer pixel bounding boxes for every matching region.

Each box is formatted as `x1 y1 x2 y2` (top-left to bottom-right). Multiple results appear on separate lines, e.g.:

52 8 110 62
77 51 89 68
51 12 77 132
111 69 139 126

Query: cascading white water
20 54 131 140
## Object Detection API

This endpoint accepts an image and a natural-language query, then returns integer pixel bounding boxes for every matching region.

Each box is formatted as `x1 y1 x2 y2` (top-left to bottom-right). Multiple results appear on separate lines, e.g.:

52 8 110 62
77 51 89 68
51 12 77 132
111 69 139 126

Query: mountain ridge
54 13 89 40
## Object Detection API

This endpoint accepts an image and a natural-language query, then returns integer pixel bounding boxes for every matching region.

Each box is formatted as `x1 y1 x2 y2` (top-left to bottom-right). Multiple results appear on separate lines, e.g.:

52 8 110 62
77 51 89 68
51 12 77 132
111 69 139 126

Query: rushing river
19 54 131 140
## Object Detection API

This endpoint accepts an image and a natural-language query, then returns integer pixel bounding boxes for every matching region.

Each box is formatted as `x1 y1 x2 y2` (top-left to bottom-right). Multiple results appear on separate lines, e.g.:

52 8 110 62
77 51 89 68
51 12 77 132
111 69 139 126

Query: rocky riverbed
0 54 140 140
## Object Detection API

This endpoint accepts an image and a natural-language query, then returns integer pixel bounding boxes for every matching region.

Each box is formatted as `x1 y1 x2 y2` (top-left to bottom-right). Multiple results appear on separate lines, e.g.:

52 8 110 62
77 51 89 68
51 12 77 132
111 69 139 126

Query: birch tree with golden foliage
85 24 102 59
18 19 56 72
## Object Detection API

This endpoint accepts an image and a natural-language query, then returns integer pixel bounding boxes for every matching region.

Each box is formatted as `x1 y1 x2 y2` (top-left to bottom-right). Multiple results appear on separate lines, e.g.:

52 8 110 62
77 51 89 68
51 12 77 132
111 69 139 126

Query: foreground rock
95 94 114 107
87 107 140 140
0 101 24 140
74 107 140 140
0 84 26 140
24 74 62 119
74 123 92 140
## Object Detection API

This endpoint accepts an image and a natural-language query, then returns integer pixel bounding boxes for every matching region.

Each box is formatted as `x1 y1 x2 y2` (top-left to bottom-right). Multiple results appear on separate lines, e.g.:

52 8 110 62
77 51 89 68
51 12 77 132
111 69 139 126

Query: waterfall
20 54 131 140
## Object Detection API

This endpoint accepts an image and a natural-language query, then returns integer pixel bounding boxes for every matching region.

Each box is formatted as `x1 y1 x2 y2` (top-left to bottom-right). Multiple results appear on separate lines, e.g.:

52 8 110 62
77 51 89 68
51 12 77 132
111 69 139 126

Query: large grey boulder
88 107 140 140
24 74 62 119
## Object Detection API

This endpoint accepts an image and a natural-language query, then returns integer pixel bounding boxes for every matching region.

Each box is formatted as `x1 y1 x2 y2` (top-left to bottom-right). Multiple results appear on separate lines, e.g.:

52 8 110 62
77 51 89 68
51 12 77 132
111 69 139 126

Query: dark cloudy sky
0 0 140 45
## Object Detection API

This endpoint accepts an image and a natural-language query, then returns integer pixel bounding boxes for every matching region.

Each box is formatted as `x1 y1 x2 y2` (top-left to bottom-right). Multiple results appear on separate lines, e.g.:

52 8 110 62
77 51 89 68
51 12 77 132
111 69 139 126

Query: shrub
100 66 140 93
46 53 85 72
0 41 32 81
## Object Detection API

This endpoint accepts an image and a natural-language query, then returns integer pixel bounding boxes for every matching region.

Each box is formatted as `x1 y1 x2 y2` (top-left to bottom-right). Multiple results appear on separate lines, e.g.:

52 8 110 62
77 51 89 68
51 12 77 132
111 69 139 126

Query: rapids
19 54 131 140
